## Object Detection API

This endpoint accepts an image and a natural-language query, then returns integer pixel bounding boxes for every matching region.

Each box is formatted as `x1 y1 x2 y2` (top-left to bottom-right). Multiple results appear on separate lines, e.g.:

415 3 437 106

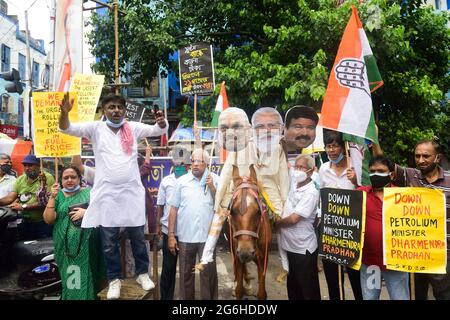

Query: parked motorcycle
0 206 61 300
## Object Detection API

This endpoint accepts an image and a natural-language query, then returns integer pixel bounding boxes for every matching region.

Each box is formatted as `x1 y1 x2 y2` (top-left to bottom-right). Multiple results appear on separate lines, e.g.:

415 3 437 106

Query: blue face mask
62 185 81 193
105 118 125 128
199 168 210 187
329 152 344 164
174 165 187 178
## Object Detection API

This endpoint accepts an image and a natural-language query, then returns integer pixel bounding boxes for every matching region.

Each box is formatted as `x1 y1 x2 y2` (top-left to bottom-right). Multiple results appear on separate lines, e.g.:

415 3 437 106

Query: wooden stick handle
410 273 415 300
54 157 58 183
338 264 344 300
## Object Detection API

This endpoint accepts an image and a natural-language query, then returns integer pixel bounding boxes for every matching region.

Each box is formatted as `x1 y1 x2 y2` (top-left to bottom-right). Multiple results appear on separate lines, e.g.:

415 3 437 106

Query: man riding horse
195 107 289 298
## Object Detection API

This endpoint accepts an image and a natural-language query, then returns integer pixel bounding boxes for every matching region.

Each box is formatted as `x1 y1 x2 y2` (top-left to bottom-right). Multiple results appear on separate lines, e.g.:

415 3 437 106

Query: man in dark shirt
392 139 450 300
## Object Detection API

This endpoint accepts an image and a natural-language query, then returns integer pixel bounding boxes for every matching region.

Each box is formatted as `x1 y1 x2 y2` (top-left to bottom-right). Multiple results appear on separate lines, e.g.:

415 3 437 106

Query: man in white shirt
156 156 188 300
0 154 16 198
275 154 320 300
167 149 219 300
59 93 168 299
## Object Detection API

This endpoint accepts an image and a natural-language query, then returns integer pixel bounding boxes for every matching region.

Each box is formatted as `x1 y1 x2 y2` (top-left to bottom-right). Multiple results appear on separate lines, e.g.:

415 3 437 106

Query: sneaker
107 279 121 300
136 273 155 291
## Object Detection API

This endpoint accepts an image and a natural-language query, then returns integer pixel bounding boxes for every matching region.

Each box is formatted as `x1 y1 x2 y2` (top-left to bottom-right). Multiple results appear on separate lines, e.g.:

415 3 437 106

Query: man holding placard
358 156 410 300
59 93 168 300
391 139 450 300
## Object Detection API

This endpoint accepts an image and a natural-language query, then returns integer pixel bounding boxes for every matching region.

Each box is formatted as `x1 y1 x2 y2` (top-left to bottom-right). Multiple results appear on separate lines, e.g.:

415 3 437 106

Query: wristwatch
22 203 28 210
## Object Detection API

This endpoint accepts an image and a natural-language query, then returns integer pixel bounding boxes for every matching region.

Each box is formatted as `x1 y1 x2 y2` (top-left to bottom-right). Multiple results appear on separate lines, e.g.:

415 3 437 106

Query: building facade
0 0 48 138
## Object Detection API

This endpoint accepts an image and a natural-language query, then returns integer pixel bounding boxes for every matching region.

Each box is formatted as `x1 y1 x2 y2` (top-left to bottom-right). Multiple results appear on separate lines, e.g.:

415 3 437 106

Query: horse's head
231 164 261 263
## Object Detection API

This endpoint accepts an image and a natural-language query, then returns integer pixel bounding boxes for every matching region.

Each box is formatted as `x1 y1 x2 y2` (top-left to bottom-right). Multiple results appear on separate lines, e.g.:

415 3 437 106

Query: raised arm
59 93 74 130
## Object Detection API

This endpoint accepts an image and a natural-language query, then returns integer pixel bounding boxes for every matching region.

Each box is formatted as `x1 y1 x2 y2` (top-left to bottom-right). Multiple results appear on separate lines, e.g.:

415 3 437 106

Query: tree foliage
87 0 450 165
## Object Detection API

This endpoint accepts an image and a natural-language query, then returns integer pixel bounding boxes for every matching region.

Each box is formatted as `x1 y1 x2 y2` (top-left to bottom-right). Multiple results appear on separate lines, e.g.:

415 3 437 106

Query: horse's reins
227 178 270 277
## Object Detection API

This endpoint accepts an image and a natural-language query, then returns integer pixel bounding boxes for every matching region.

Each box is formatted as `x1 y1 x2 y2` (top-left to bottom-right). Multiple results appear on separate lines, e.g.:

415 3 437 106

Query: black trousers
322 259 363 300
414 262 450 300
160 233 178 300
286 249 321 300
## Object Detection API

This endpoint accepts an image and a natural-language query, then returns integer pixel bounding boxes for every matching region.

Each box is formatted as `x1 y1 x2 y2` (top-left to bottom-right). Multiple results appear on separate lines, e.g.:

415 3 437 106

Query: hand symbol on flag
335 58 370 97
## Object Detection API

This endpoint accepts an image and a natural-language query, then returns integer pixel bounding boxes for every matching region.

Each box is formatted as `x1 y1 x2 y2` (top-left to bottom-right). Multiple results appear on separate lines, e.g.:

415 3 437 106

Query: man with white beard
195 108 289 293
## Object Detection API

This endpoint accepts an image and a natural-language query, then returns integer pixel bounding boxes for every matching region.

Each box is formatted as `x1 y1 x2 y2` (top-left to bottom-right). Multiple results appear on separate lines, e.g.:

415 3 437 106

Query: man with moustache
392 139 450 300
283 105 319 163
59 93 168 299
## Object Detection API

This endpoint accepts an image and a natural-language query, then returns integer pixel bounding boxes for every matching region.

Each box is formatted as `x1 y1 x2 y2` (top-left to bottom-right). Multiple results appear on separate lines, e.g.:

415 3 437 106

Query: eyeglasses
191 159 205 164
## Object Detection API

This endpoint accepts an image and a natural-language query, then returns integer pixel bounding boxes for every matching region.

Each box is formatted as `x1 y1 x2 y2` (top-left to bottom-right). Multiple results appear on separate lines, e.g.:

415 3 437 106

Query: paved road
152 244 391 300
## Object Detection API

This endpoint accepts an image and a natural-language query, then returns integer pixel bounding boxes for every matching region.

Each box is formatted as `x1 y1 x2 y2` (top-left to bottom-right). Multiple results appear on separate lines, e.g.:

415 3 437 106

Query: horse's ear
232 165 243 186
249 164 257 182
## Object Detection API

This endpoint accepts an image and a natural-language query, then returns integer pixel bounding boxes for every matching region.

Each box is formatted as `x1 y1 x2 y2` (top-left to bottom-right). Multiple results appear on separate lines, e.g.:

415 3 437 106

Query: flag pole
345 141 351 169
204 129 217 194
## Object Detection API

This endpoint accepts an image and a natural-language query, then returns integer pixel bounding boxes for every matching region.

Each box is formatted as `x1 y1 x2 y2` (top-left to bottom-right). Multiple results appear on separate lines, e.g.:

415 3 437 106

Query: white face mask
254 130 281 154
290 169 308 184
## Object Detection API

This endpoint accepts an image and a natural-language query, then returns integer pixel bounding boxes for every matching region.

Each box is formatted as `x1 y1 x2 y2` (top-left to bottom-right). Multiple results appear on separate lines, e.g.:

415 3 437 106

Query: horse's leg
256 219 271 300
235 259 244 300
255 256 267 300
243 263 254 296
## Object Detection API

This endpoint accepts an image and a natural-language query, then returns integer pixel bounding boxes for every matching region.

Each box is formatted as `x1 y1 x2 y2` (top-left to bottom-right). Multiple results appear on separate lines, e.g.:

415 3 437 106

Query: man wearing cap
0 154 55 239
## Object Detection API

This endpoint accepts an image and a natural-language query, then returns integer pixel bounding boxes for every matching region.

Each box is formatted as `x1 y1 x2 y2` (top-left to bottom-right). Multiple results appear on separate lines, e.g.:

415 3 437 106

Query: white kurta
61 120 168 227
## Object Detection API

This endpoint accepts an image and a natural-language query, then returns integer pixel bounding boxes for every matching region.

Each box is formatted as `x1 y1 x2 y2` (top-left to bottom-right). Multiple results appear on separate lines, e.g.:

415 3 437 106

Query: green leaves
88 0 450 163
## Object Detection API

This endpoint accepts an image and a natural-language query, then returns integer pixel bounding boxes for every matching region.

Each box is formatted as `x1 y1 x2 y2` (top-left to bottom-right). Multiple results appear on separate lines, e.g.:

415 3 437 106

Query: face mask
1 164 12 174
291 169 308 184
254 130 281 154
199 168 209 187
105 118 125 128
62 185 81 193
26 170 39 180
418 156 439 175
174 165 187 178
329 152 344 164
369 172 391 189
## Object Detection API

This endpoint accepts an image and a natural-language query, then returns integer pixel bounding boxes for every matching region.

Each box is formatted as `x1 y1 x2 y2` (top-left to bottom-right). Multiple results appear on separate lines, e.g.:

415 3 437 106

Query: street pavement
152 244 391 300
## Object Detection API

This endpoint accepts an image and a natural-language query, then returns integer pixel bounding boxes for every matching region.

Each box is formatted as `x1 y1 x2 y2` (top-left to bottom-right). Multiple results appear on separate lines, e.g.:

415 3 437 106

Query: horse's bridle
227 176 270 277
228 178 266 239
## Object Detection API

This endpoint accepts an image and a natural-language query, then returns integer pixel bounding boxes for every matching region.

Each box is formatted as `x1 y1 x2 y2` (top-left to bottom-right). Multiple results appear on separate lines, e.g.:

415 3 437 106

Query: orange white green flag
320 6 383 144
211 82 229 163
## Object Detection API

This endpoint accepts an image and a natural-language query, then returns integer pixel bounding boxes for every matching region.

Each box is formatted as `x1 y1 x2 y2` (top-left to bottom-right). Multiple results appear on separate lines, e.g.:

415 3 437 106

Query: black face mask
370 173 391 189
0 164 12 174
419 162 437 175
26 170 39 180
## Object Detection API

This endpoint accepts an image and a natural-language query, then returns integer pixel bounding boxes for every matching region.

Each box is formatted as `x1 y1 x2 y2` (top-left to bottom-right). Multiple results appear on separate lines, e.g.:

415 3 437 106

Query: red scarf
120 122 134 155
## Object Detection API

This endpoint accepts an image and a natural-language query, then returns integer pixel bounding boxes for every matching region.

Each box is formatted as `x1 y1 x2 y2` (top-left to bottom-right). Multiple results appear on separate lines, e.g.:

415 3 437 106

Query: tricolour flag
211 82 229 127
319 6 383 144
211 82 229 163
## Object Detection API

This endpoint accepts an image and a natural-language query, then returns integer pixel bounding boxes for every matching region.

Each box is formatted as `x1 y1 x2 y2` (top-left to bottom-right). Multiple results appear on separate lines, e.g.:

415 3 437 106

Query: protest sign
32 92 81 157
383 187 447 274
125 101 146 122
69 73 104 122
319 188 366 269
178 42 215 95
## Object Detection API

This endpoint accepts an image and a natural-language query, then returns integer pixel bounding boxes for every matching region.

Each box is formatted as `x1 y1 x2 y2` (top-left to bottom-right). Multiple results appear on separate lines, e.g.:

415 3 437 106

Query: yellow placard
383 187 447 274
69 73 105 122
32 92 81 157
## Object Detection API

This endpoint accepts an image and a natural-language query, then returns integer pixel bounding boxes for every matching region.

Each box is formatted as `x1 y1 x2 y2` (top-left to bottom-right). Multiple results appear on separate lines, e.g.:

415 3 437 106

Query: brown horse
228 165 272 300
